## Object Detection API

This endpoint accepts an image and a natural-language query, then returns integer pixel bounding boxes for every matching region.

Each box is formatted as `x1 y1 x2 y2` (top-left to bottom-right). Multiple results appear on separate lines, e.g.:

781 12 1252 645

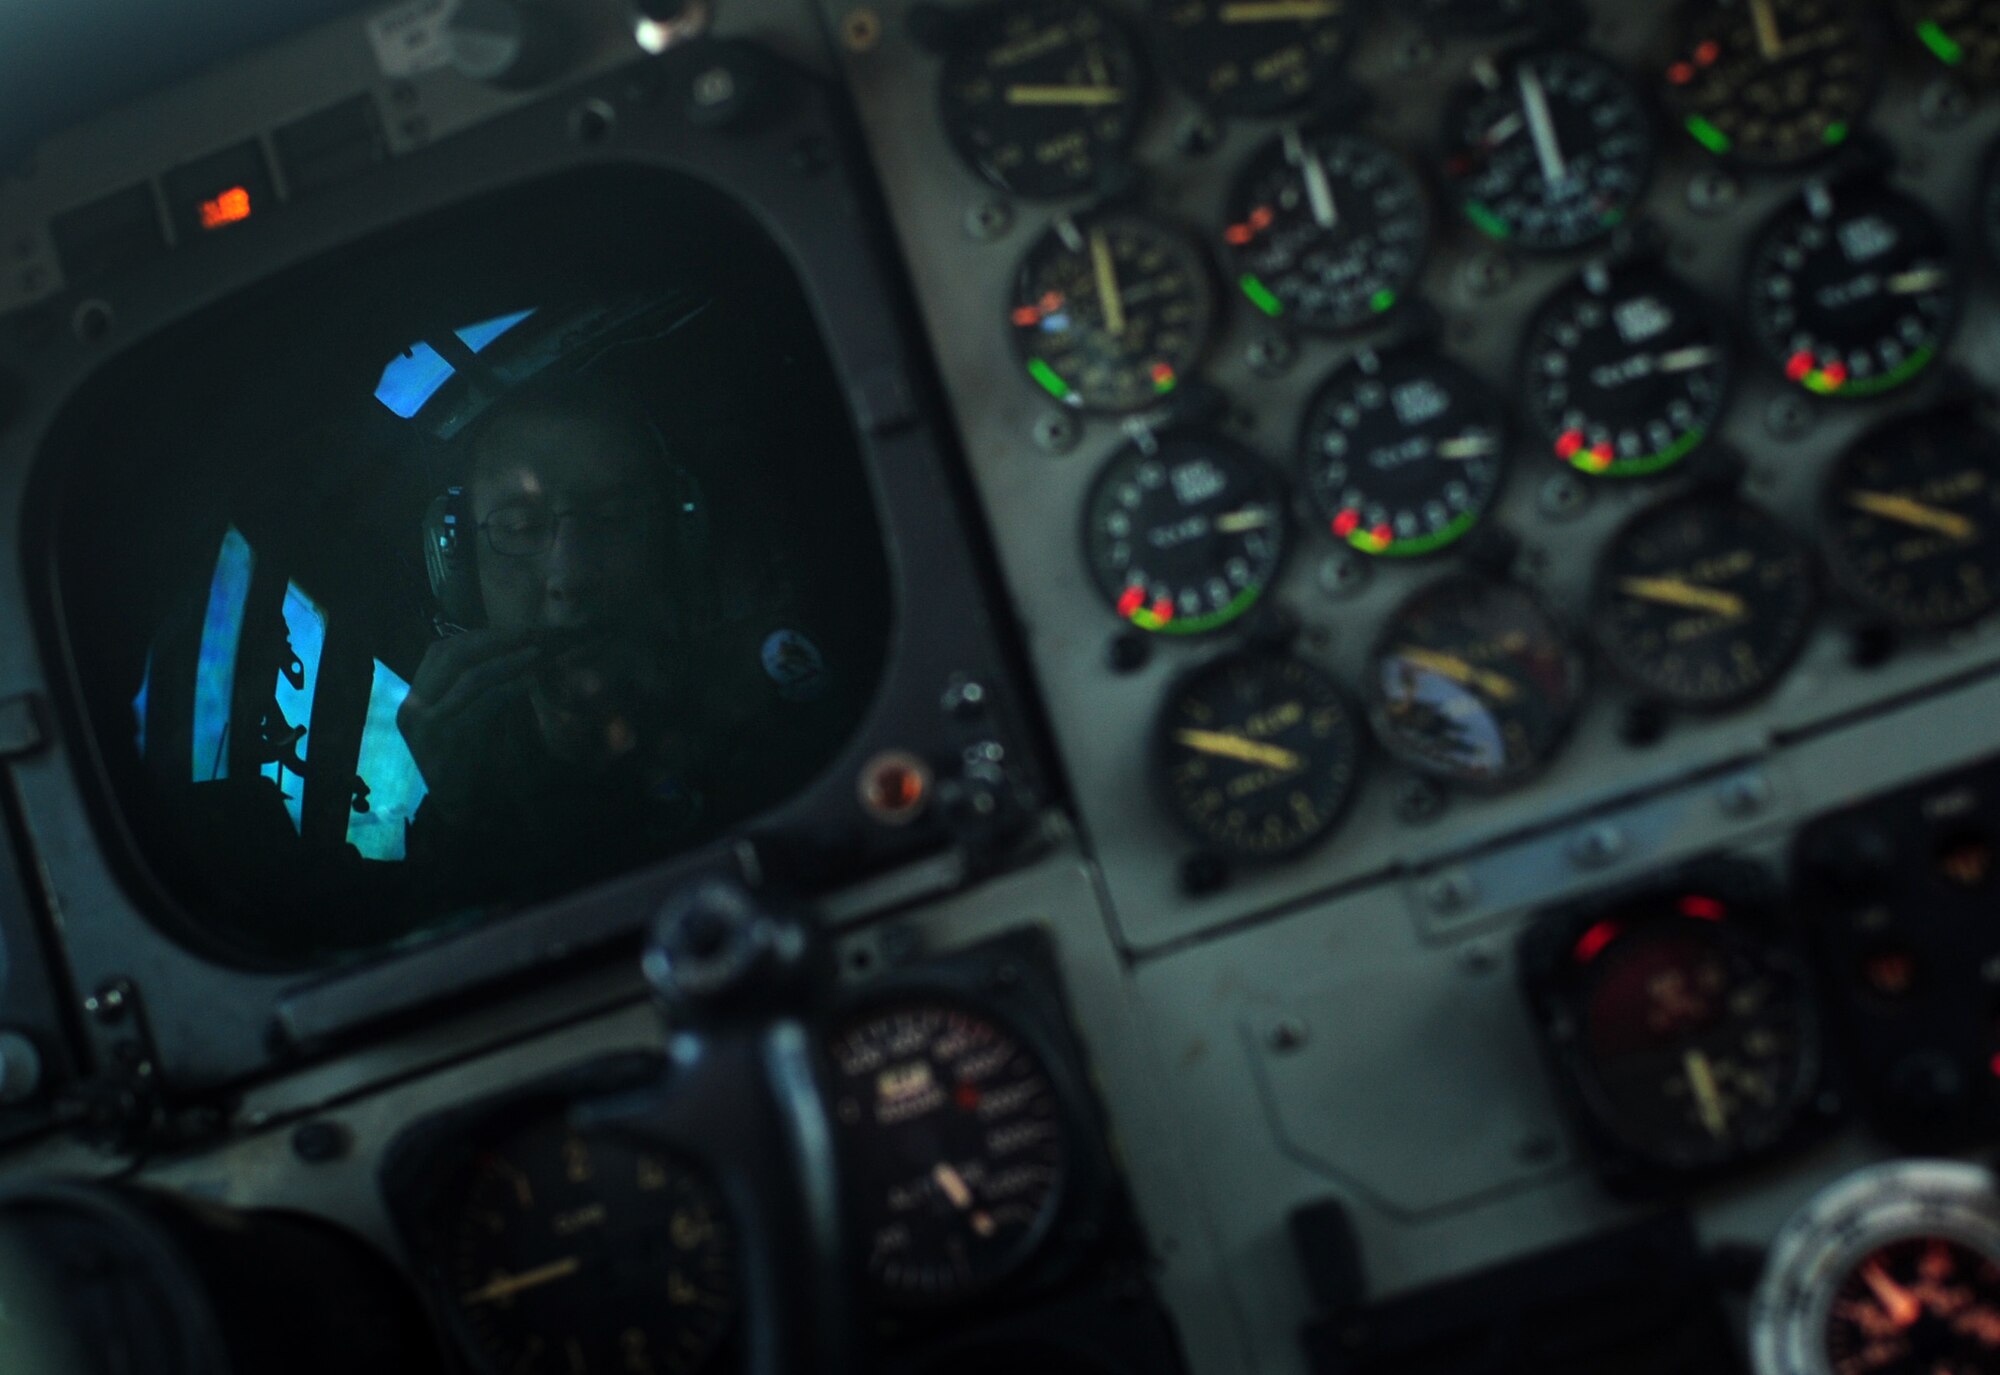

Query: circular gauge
438 1118 737 1375
1662 0 1882 170
1902 0 2000 84
1154 651 1365 860
1151 0 1360 119
1081 431 1289 634
827 1002 1071 1304
1752 1160 2000 1375
1417 0 1543 33
1011 212 1218 414
1442 47 1657 255
1822 409 2000 630
1367 576 1586 789
1222 128 1431 334
1744 182 1961 400
1592 494 1819 710
937 0 1149 201
1296 349 1508 557
1520 264 1732 480
1562 896 1821 1172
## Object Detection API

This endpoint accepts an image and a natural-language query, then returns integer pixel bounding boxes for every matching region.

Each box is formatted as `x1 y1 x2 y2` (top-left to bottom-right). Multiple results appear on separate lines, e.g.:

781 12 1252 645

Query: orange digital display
198 186 253 230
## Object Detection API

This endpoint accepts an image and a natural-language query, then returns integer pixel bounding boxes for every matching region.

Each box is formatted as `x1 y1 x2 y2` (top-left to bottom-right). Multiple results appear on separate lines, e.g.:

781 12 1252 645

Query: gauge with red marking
1082 430 1289 635
828 1002 1073 1305
1742 180 1961 401
1753 1160 2000 1375
1297 348 1508 558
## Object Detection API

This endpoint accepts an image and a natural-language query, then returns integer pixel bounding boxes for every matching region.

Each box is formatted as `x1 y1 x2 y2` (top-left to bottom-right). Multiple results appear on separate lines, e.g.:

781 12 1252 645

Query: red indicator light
199 186 253 230
1785 351 1816 383
1151 362 1176 385
1369 524 1394 549
1988 1052 2000 1081
1331 509 1362 538
1862 948 1918 998
1679 894 1726 921
1555 429 1586 460
1250 206 1275 230
1582 444 1615 473
1011 305 1042 327
1821 361 1849 389
1117 585 1147 619
1151 598 1175 625
1667 61 1695 85
1695 40 1720 64
955 1081 983 1112
1225 223 1255 246
1573 920 1623 964
1039 291 1064 313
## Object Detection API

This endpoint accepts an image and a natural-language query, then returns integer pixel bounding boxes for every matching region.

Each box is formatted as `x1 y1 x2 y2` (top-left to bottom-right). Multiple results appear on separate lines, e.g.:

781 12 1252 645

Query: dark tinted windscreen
47 170 894 968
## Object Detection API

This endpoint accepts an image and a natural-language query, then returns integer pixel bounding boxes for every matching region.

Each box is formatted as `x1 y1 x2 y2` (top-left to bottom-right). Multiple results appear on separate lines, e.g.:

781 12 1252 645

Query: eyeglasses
479 497 660 558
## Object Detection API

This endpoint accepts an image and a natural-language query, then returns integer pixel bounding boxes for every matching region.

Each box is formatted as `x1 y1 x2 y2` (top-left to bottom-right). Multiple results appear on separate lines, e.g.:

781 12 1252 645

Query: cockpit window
41 169 895 969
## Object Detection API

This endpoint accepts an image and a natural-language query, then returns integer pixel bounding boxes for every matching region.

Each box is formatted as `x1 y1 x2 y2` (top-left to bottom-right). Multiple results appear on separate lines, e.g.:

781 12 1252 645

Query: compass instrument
1592 493 1818 710
1752 1160 2000 1375
1903 0 2000 84
1822 409 2000 630
1663 0 1882 169
1151 0 1360 119
1743 180 1960 400
1223 127 1430 334
938 0 1149 201
1520 262 1732 480
1366 576 1586 790
828 1001 1074 1304
1012 211 1217 414
1081 431 1288 635
1442 46 1657 254
1296 348 1508 557
1154 651 1365 860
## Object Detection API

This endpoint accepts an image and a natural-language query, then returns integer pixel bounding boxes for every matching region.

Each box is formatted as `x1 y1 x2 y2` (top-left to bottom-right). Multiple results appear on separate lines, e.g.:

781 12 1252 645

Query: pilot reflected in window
399 376 831 898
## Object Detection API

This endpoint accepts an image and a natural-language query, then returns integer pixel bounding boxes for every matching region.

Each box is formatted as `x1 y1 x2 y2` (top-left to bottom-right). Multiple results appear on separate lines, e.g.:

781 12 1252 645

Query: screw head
1395 777 1448 825
1316 550 1369 600
1266 1018 1310 1052
841 6 882 50
964 199 1013 242
1685 169 1740 216
1460 250 1515 298
692 67 735 106
1764 393 1815 442
291 1120 352 1163
1245 333 1296 378
1032 408 1079 454
1920 76 1973 128
1537 472 1590 521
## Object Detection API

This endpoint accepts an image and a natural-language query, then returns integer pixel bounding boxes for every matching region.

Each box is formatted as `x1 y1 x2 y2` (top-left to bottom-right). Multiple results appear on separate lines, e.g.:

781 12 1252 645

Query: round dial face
1012 212 1217 414
1744 182 1960 400
1297 350 1508 557
1663 0 1882 169
1417 0 1543 32
440 1118 737 1375
1752 1161 2000 1375
1902 0 2000 84
1822 410 2000 630
1442 47 1657 254
1082 432 1289 634
828 1003 1070 1304
1568 904 1820 1172
938 0 1148 201
1367 577 1586 789
1223 128 1431 334
1151 0 1359 118
1521 265 1732 480
1154 652 1365 860
1593 495 1818 710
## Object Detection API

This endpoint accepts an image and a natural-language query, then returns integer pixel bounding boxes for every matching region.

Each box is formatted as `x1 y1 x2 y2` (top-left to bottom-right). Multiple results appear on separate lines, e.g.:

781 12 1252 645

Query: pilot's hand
396 629 541 823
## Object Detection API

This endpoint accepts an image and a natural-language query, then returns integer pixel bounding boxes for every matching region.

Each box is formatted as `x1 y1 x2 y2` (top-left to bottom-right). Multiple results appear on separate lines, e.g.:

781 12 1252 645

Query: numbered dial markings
1593 495 1818 710
829 1004 1071 1304
1298 351 1507 557
1745 183 1960 400
1568 907 1821 1173
1152 0 1359 118
1443 47 1657 254
1664 0 1881 169
939 0 1148 201
1522 267 1731 479
1013 213 1217 414
1823 410 2000 630
1083 433 1288 634
1224 129 1430 333
1155 653 1364 860
440 1120 737 1375
1903 0 2000 84
1367 577 1586 789
1752 1161 2000 1375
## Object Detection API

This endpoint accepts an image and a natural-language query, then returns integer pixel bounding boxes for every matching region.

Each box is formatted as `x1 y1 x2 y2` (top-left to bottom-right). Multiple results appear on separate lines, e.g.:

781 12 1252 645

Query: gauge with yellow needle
936 0 1150 200
1822 408 2000 631
1591 492 1819 710
1153 651 1364 860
